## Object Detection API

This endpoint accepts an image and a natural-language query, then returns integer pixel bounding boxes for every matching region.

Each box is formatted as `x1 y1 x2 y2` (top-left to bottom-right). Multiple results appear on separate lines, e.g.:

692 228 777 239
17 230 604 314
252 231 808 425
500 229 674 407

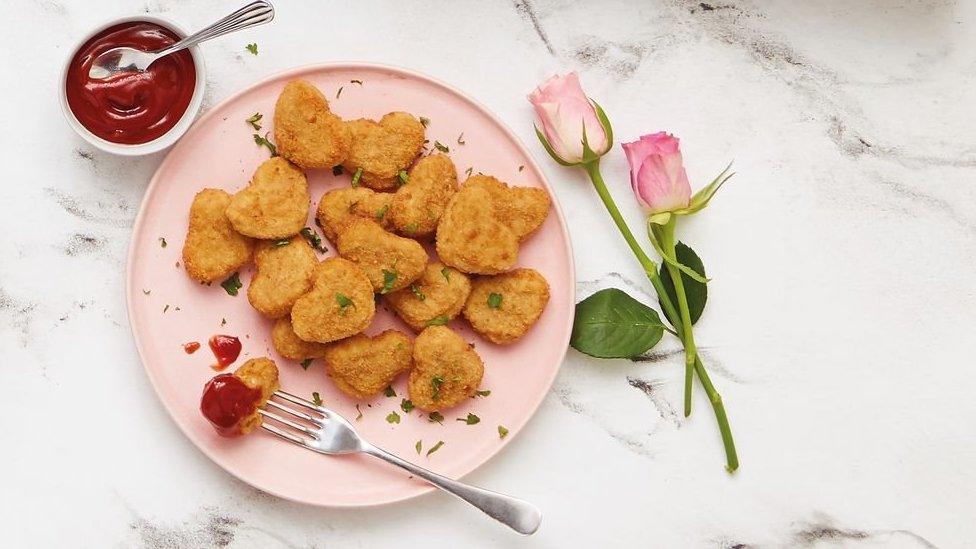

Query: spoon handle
154 1 275 58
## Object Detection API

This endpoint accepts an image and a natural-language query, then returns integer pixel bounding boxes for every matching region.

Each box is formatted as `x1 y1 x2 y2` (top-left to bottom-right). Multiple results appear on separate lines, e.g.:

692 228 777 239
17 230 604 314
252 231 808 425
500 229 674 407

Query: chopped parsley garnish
300 358 313 370
498 425 509 438
356 404 363 420
272 238 291 247
465 167 473 178
163 304 170 313
245 43 258 55
159 237 167 248
475 389 491 397
419 116 430 127
426 315 449 326
428 411 444 424
400 399 415 413
410 284 426 301
397 170 409 186
385 411 401 424
433 141 449 153
335 292 355 315
415 440 422 454
374 204 389 220
221 273 242 296
403 222 418 234
457 133 465 145
383 385 396 397
300 227 328 252
351 79 363 85
245 112 263 130
440 267 451 281
332 165 344 176
351 167 363 187
487 292 503 309
426 441 444 456
457 413 480 425
336 86 343 98
380 268 398 294
252 133 277 156
518 165 525 172
312 392 323 406
431 376 444 401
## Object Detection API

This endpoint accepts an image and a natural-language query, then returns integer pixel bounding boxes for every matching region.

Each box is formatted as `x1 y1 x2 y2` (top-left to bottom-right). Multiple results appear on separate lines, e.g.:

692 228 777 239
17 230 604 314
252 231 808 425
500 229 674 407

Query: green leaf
300 358 313 370
220 273 242 296
590 99 614 152
534 126 575 166
335 292 355 315
383 385 396 397
381 269 398 294
312 392 322 406
487 293 503 309
433 141 449 153
385 411 401 424
659 242 708 326
374 204 389 220
426 315 449 326
440 267 451 281
245 43 258 55
415 440 422 454
673 162 734 216
401 399 415 413
647 223 709 284
426 440 444 456
428 411 444 424
245 112 262 131
252 133 276 156
571 288 666 358
498 425 509 439
410 284 426 301
351 167 363 187
300 227 327 252
456 413 480 425
475 389 491 397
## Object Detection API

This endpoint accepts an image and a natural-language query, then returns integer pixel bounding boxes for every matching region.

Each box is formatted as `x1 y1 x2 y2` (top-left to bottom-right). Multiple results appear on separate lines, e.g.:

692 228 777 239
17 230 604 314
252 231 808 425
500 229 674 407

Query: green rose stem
583 160 739 473
657 216 698 417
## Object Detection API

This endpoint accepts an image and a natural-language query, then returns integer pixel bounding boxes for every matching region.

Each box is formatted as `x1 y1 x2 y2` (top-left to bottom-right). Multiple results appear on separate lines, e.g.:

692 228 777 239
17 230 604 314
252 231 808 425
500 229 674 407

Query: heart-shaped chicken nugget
408 326 484 412
227 157 310 239
273 79 352 169
336 218 427 294
315 187 394 243
389 153 458 237
323 330 413 399
342 112 425 190
271 316 329 361
386 262 471 332
291 257 375 343
435 185 518 275
463 268 550 344
230 357 281 435
182 188 253 283
247 235 317 319
464 174 550 241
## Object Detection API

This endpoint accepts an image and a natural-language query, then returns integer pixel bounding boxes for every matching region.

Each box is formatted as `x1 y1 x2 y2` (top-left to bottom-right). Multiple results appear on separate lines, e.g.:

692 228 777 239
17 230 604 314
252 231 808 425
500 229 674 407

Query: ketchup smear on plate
65 21 196 144
183 341 201 354
200 374 260 437
209 334 242 370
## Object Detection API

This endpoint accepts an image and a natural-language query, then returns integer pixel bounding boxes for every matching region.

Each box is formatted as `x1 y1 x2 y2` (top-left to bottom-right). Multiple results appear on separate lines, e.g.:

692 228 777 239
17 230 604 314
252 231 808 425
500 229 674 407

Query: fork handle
363 444 542 535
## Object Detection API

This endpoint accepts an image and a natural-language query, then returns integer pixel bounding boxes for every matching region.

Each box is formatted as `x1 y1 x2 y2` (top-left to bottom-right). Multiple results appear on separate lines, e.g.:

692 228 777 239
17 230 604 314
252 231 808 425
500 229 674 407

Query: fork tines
258 390 325 447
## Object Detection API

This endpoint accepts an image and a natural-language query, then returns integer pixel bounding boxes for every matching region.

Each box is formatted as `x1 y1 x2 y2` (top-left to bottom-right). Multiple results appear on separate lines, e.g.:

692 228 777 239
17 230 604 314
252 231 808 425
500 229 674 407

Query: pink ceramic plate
126 63 574 507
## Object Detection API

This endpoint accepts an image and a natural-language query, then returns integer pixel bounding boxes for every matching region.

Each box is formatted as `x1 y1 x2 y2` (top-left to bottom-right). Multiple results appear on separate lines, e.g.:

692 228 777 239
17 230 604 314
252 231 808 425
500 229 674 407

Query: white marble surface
2 0 974 547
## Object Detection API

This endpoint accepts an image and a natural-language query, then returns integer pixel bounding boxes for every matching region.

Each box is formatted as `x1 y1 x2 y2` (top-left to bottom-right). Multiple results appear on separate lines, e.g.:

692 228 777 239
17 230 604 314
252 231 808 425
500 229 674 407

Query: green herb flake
403 222 418 234
475 389 491 397
332 165 344 176
273 238 291 247
401 399 415 413
385 411 401 424
410 284 426 301
415 440 422 454
163 304 170 313
428 411 444 424
159 237 167 248
487 292 503 309
221 273 242 296
356 404 363 420
300 227 328 252
431 376 444 401
300 358 313 370
440 267 451 281
426 440 445 457
351 167 363 187
518 165 525 172
335 292 355 315
380 269 398 294
312 392 323 406
253 133 277 156
457 413 480 425
245 112 263 131
374 204 389 220
397 170 409 186
336 86 343 99
457 133 465 145
433 141 449 153
426 315 449 327
245 43 258 55
419 116 430 127
383 385 396 397
498 425 509 439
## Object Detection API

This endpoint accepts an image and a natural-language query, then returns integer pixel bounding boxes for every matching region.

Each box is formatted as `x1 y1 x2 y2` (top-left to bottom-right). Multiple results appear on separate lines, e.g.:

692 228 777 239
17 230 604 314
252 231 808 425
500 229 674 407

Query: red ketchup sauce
209 334 242 370
200 374 261 437
183 341 201 354
65 21 196 144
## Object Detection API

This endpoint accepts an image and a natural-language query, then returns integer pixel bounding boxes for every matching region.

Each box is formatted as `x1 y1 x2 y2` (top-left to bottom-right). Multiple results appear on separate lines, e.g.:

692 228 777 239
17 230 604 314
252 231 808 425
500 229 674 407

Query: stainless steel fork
259 390 542 535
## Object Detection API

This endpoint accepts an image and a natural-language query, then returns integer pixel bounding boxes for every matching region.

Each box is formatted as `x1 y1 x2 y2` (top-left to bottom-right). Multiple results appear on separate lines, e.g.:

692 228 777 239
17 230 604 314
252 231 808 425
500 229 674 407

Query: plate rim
125 61 576 508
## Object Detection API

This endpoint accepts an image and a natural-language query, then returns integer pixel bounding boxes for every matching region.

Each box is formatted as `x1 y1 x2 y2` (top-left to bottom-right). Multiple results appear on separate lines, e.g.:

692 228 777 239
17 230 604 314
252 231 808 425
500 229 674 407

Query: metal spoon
88 1 275 80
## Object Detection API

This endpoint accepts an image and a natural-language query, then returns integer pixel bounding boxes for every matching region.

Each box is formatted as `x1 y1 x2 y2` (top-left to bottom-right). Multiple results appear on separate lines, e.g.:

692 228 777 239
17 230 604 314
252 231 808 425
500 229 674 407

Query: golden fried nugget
388 154 457 237
226 157 310 239
247 236 317 318
463 268 550 344
182 188 253 283
323 331 413 398
341 112 425 191
273 79 352 169
291 257 375 343
408 326 484 411
271 316 329 360
435 185 518 274
315 187 394 242
386 263 471 332
336 218 427 294
234 357 281 434
464 174 550 240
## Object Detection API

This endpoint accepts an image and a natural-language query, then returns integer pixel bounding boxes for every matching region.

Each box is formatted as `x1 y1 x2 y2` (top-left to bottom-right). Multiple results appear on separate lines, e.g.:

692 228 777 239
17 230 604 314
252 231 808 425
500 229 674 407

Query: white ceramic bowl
59 15 206 156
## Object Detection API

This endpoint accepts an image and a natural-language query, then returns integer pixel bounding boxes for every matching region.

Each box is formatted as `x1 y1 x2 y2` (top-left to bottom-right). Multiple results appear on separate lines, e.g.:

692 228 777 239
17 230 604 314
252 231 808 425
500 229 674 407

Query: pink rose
528 72 610 164
622 132 692 214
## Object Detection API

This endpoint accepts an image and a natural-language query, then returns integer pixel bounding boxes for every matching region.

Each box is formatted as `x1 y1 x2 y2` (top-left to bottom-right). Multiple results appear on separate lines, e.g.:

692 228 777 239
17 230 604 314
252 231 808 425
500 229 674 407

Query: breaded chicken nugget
233 358 280 435
227 157 310 239
408 326 484 411
182 188 253 283
323 330 413 398
273 79 351 169
315 187 394 242
386 263 471 332
271 316 329 360
388 154 457 237
336 218 427 294
463 268 550 344
341 112 425 191
435 185 518 275
464 175 550 241
291 257 375 343
247 235 317 318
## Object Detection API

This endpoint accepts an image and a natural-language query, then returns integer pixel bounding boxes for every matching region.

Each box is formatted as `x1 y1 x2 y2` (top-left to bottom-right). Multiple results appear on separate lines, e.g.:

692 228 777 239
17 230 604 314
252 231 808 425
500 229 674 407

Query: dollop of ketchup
209 335 242 370
200 374 261 437
183 341 201 354
65 22 196 144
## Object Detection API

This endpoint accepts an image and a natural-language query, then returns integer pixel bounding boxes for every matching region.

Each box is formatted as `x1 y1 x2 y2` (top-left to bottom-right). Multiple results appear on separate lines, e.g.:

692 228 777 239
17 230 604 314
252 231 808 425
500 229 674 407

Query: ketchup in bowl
65 21 196 145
